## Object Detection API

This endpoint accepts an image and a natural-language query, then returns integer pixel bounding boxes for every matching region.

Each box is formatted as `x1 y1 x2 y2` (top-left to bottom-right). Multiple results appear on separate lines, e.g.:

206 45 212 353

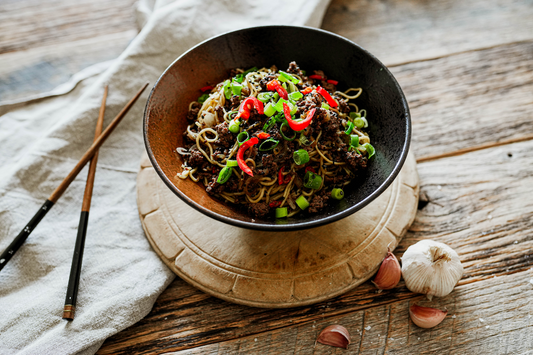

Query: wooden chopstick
62 85 108 321
0 82 149 272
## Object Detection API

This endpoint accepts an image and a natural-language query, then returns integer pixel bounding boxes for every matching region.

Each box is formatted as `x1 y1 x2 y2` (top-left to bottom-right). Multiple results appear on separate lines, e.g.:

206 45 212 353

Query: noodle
177 61 373 218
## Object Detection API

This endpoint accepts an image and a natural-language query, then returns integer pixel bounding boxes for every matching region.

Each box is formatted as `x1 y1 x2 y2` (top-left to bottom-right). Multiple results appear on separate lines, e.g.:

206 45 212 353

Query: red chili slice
200 85 214 92
301 87 313 95
269 200 282 208
257 132 270 140
266 79 288 100
235 97 264 120
283 103 316 131
309 74 325 80
237 137 259 176
316 86 338 108
326 79 338 85
278 166 291 185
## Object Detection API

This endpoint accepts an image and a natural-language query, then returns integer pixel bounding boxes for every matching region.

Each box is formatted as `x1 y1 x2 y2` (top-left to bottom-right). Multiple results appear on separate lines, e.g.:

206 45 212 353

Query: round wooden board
136 152 419 308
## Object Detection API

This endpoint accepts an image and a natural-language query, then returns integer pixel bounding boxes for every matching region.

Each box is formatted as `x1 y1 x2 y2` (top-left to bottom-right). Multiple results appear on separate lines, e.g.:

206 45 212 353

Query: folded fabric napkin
0 0 330 354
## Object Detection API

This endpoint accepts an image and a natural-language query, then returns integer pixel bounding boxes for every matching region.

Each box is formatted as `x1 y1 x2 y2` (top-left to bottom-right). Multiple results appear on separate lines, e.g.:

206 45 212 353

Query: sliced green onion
237 131 249 145
243 66 258 74
263 117 277 132
259 138 279 151
223 80 232 99
264 102 276 117
280 122 296 141
198 93 209 104
257 92 273 103
272 92 279 102
361 116 369 128
303 171 322 189
353 117 364 128
234 74 244 83
226 160 238 167
274 112 285 122
273 98 289 112
275 207 288 218
289 91 303 101
229 119 240 133
295 195 309 210
363 143 375 159
321 102 330 110
344 121 355 135
349 111 361 120
287 81 297 93
350 134 360 148
331 188 344 200
293 149 310 165
278 71 299 84
216 167 232 184
299 133 311 146
231 82 242 96
282 82 288 91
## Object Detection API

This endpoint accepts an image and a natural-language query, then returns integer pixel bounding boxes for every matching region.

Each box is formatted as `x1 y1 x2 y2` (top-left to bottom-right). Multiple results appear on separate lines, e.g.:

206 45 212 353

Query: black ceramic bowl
144 25 411 231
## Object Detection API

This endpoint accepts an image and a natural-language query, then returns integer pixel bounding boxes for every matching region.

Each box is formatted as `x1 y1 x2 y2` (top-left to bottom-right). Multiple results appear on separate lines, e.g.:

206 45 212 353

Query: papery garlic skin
401 240 463 300
372 248 401 291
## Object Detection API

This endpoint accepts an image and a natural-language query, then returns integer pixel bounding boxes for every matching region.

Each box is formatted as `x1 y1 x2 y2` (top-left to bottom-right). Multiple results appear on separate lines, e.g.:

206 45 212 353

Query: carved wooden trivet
136 152 419 308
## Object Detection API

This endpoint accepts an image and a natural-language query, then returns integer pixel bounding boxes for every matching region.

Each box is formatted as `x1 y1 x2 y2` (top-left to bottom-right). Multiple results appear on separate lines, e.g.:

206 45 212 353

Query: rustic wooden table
2 0 532 354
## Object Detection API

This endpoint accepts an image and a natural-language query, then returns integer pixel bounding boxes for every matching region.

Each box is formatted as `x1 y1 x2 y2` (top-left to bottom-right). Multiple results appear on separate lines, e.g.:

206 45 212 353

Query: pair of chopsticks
0 83 149 320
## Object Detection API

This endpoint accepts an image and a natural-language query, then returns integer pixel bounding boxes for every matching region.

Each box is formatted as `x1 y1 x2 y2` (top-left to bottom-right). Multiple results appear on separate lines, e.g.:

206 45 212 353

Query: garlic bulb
401 240 463 300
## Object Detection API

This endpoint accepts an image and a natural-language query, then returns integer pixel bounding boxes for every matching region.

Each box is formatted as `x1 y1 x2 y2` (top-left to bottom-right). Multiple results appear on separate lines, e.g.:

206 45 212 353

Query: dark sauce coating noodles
177 61 372 218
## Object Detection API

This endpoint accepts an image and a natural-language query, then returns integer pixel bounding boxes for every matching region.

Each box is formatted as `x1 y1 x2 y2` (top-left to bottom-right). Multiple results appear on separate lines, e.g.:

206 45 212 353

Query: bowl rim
143 24 411 231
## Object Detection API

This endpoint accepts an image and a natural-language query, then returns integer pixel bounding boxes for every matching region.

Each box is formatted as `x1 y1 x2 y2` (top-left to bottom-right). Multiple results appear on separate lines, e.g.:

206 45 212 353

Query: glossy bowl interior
144 25 411 231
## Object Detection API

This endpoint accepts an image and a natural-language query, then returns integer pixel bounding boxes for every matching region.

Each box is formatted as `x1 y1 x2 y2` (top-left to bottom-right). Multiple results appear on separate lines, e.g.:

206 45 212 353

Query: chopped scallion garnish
331 188 344 200
295 195 309 210
293 149 310 165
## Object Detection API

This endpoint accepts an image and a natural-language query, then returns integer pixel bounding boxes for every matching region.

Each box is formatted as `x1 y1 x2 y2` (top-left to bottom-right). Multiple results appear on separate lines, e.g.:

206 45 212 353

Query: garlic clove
409 304 448 328
372 248 401 291
316 325 351 349
401 240 463 299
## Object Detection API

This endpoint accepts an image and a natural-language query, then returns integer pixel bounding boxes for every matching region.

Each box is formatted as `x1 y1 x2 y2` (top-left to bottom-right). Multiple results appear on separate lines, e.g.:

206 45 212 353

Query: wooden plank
322 0 533 66
0 0 138 103
0 31 136 103
0 0 138 54
98 140 533 354
141 270 533 354
391 40 533 159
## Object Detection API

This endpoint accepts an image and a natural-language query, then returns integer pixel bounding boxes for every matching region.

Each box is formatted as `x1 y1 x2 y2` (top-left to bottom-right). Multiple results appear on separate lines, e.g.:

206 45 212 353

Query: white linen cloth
0 0 330 354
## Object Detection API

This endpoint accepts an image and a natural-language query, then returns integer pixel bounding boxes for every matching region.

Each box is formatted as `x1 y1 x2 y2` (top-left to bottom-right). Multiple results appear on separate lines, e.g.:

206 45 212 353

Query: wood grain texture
136 152 419 308
99 139 533 354
322 0 533 66
0 0 138 54
166 269 533 354
0 0 138 103
392 40 533 160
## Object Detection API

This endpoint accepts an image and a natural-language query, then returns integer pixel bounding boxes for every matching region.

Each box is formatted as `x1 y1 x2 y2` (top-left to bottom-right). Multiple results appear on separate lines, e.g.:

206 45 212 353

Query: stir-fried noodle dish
177 61 375 219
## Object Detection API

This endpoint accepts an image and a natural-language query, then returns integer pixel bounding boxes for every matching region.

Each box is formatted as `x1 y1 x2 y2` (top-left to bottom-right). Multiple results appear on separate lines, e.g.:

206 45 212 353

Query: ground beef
188 148 205 167
187 102 200 122
230 95 241 110
344 150 368 171
215 105 225 121
337 97 351 114
215 121 234 148
248 202 270 218
286 61 305 77
259 74 277 91
206 175 225 195
309 190 330 214
322 81 337 93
